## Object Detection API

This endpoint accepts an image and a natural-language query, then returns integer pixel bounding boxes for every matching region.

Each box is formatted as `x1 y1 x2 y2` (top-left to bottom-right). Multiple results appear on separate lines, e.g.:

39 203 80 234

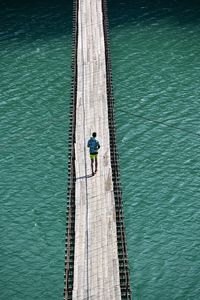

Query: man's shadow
76 174 93 180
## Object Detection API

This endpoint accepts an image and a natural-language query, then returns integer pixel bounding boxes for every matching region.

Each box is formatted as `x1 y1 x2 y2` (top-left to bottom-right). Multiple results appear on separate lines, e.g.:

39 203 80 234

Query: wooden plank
72 0 121 299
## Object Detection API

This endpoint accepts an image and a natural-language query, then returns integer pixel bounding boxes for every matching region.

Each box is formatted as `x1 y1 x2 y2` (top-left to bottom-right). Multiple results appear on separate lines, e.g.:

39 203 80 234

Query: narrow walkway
72 0 121 299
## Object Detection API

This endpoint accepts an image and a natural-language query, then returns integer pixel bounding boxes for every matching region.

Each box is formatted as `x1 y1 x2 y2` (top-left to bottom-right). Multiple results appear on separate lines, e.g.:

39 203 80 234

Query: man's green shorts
90 153 98 160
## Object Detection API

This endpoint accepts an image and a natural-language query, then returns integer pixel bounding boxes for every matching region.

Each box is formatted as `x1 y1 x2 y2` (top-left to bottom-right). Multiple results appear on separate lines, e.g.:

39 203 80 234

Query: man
87 132 100 176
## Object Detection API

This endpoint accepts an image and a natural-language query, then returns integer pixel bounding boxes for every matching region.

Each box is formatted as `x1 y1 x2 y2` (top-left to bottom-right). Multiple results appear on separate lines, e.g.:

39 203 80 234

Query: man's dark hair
92 132 96 138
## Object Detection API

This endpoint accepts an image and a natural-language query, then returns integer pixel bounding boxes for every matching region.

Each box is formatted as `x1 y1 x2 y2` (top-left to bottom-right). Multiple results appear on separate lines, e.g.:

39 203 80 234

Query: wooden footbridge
64 0 131 299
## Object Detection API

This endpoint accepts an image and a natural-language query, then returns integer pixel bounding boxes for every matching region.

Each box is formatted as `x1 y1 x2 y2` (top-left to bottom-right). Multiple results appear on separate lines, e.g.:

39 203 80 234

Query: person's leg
91 158 94 175
95 156 98 173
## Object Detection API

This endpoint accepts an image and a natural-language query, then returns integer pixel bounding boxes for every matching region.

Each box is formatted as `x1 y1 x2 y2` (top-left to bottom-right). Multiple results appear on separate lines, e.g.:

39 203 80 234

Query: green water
0 1 72 299
108 1 200 299
1 0 200 299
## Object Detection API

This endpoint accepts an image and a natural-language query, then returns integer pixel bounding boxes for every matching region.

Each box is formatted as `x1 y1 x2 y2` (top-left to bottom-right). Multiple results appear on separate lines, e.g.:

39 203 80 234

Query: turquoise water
0 1 72 299
108 1 200 299
1 0 200 299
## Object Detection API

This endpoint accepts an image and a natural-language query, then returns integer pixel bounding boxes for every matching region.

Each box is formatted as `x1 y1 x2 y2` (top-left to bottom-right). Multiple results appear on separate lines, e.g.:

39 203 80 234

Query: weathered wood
73 0 121 299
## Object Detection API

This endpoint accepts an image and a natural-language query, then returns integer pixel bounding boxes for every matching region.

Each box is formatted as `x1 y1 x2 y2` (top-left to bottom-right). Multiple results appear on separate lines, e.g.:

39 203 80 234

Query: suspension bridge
64 0 131 299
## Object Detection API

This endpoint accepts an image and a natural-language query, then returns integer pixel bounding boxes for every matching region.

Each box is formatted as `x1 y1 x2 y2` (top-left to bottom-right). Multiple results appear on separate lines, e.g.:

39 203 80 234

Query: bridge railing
64 0 78 299
102 0 132 298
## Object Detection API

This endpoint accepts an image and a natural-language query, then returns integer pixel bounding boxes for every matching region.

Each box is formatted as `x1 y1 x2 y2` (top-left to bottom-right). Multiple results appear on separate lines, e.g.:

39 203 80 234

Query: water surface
108 0 200 299
0 1 72 299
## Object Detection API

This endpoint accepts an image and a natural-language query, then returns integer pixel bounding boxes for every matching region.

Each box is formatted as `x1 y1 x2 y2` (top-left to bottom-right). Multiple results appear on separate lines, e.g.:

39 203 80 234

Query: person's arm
87 140 90 147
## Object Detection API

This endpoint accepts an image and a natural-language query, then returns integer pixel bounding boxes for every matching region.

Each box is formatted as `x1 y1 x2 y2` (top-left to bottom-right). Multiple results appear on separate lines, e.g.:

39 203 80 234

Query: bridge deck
72 0 121 299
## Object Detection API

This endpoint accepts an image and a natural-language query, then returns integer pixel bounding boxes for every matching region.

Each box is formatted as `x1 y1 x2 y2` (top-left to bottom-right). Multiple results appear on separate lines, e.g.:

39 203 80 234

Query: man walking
87 132 100 176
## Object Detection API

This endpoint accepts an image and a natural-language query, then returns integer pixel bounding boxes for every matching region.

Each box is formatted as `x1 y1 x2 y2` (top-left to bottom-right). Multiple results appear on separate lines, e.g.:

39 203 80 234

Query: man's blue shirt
87 137 100 154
